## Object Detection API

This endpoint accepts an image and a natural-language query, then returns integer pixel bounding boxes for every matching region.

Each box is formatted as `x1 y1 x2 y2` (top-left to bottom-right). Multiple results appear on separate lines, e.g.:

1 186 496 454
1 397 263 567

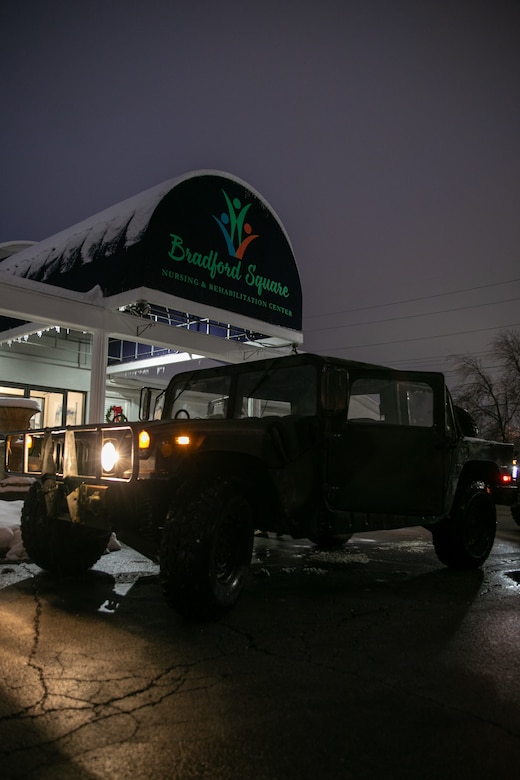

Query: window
0 387 24 397
30 391 64 428
236 364 317 418
66 392 86 426
348 377 433 427
170 376 232 419
0 386 86 428
166 363 318 420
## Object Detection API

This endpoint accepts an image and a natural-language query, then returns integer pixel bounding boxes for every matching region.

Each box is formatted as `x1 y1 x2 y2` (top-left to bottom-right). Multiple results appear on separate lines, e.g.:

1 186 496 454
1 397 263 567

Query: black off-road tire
159 475 255 619
21 481 111 575
432 481 496 569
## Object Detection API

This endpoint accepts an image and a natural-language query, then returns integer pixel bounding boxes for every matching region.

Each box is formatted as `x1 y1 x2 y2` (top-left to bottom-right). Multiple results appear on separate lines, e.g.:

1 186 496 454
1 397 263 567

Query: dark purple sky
1 0 519 384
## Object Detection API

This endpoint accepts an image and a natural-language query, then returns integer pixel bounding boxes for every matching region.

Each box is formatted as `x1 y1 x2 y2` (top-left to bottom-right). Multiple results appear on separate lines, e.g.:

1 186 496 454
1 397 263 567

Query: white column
88 329 108 423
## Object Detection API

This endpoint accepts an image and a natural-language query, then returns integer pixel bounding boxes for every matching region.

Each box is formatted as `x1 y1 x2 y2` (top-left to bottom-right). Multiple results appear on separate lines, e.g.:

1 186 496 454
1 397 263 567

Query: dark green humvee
5 353 517 618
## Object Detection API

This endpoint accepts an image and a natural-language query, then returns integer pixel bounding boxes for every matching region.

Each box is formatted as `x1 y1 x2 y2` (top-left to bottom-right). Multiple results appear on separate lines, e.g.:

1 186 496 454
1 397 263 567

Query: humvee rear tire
21 481 111 575
432 481 496 569
160 475 255 619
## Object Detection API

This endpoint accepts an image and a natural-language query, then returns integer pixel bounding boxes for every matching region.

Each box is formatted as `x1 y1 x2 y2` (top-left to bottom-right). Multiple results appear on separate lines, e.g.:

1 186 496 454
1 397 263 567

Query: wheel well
458 461 500 490
173 451 282 520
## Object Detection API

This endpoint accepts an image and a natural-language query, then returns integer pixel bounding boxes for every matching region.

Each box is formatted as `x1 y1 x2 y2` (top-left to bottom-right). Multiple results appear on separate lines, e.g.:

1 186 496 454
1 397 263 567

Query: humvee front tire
21 481 111 574
160 475 255 619
432 481 496 569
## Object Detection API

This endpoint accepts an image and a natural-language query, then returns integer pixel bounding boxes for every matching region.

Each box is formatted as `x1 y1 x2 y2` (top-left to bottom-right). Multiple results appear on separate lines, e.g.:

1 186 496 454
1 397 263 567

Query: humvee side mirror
139 387 152 421
322 368 348 411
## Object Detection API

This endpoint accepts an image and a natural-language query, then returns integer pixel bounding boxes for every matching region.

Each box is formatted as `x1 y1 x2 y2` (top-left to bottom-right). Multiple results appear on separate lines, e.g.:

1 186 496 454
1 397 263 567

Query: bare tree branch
450 337 520 443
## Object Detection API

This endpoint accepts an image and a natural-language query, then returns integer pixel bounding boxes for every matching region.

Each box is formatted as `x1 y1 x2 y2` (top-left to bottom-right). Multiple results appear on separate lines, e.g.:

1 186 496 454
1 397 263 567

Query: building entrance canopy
0 171 303 422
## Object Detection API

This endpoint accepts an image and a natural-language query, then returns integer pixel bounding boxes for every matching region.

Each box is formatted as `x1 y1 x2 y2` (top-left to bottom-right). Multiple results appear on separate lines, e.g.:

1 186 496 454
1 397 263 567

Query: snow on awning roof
0 170 303 336
0 179 173 283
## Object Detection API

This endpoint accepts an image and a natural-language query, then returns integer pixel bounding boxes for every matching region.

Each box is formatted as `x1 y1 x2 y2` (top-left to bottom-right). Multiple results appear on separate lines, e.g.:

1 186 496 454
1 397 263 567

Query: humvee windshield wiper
245 364 275 400
173 375 195 404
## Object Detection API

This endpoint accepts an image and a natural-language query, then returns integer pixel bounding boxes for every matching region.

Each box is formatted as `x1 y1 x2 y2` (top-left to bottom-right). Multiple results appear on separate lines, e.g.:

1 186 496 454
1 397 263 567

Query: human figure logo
212 190 259 259
164 183 290 307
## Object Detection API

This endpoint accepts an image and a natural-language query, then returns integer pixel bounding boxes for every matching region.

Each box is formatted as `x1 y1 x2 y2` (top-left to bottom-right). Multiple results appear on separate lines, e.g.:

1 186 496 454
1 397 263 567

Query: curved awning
0 170 302 335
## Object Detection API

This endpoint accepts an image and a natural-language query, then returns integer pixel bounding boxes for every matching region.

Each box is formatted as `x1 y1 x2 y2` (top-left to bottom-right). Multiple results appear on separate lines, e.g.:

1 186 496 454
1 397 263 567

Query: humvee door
326 370 448 517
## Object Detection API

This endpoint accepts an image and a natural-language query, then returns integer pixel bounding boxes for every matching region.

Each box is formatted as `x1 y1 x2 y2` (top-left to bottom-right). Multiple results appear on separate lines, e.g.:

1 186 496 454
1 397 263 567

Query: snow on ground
0 499 26 561
0 480 121 562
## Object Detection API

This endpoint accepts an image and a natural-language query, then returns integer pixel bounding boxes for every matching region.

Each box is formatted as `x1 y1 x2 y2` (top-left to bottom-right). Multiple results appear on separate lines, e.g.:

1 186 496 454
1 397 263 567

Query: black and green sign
143 173 302 330
0 171 302 333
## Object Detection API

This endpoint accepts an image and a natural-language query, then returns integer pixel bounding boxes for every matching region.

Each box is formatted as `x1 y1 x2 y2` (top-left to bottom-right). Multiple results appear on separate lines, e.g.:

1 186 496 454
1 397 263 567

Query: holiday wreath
105 405 128 423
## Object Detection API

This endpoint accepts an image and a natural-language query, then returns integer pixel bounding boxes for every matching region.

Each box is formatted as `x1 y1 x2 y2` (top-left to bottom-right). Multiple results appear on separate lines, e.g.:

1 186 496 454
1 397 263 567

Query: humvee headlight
101 441 118 472
175 435 191 446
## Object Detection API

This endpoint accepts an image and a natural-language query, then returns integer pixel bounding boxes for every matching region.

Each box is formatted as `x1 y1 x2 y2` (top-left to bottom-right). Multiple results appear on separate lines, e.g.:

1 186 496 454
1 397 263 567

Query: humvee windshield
236 364 317 418
168 363 317 420
170 375 232 419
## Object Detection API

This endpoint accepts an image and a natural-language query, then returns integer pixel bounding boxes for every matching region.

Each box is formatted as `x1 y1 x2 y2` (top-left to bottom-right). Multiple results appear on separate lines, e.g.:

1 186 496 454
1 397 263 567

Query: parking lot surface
1 507 520 779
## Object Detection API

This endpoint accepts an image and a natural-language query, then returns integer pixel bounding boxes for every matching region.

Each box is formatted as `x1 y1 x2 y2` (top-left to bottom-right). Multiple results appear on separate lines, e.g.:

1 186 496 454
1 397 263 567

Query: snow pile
0 397 41 410
0 476 35 496
0 491 122 563
0 500 27 561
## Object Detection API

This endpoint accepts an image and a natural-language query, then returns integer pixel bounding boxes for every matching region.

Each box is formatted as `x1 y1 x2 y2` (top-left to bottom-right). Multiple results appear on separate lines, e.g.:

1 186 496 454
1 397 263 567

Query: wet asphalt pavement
1 507 520 780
